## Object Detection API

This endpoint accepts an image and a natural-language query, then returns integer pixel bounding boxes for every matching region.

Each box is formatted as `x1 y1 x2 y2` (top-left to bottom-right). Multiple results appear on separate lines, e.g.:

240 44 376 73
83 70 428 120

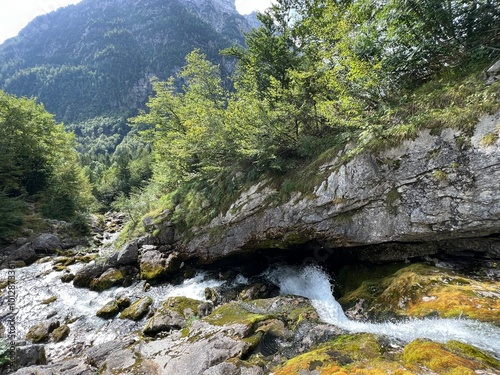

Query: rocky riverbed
1 221 499 374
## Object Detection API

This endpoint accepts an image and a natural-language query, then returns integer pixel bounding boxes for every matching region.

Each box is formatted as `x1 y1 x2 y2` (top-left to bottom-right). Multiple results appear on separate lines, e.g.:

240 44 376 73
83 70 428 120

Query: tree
131 50 230 189
0 90 94 234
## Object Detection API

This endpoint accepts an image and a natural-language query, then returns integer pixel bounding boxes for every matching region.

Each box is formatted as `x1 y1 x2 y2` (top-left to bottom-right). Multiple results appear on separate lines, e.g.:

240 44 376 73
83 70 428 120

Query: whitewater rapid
266 265 500 357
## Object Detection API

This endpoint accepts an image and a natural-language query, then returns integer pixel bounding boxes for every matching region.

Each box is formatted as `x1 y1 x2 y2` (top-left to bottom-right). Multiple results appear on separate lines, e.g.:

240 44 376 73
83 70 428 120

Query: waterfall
266 265 500 357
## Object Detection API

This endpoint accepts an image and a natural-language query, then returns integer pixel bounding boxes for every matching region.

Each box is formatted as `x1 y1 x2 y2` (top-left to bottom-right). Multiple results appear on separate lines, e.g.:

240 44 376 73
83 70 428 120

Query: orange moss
403 340 486 374
406 288 500 322
339 263 500 323
273 347 339 375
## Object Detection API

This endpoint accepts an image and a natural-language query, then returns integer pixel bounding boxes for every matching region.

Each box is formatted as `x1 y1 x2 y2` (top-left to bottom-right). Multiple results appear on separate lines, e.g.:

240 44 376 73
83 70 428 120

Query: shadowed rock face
171 111 500 264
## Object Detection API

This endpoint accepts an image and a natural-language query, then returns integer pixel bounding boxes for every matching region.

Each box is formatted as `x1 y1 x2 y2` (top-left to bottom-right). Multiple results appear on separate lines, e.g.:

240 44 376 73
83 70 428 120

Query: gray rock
7 243 37 265
160 330 248 374
119 296 153 321
86 338 136 369
178 111 500 263
116 241 139 265
203 362 240 375
139 250 181 280
32 233 61 253
486 59 500 84
15 344 46 367
156 224 174 245
72 263 105 288
241 367 265 375
142 215 155 231
143 309 186 336
11 359 94 375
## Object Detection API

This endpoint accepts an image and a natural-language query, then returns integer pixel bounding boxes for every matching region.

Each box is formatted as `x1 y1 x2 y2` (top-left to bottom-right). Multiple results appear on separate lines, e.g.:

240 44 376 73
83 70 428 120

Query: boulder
116 241 139 266
51 324 70 342
31 234 61 253
0 243 37 268
96 300 121 319
119 296 153 321
139 250 181 281
26 321 59 343
72 263 105 288
15 345 46 367
143 309 185 336
89 268 124 291
143 296 200 336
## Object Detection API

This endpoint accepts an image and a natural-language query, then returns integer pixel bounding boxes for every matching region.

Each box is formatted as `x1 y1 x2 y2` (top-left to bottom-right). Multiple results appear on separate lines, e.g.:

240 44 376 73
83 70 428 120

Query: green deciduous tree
131 49 230 189
0 90 94 236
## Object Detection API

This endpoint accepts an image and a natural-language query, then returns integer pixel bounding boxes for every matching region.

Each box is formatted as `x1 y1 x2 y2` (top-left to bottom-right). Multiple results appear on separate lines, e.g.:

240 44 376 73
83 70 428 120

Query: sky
0 0 273 45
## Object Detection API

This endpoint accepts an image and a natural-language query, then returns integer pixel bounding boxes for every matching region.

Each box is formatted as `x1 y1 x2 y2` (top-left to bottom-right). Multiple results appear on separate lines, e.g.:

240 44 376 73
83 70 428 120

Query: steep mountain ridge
0 0 250 123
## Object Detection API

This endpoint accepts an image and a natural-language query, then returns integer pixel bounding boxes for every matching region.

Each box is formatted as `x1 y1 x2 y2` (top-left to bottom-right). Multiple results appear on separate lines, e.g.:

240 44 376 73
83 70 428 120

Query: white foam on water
148 273 224 301
266 265 500 357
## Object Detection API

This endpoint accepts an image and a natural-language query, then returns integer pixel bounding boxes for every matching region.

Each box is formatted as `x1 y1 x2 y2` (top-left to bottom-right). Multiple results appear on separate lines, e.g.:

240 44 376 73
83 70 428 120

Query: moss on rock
89 268 124 291
204 301 270 328
51 324 70 342
96 300 121 319
272 334 499 375
403 339 499 375
339 263 500 323
120 296 153 321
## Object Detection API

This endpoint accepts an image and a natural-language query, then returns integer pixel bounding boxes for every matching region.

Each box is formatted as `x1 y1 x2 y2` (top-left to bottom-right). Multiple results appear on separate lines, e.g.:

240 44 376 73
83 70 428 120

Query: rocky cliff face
175 110 500 263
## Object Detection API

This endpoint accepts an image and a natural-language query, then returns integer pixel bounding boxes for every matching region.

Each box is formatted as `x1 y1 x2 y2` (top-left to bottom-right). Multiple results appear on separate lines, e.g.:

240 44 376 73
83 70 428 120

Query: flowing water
2 261 499 363
0 262 224 361
266 265 500 358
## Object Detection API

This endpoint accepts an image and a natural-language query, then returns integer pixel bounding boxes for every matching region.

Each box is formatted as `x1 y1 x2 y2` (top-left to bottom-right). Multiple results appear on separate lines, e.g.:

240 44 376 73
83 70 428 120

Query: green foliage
0 0 243 124
0 191 27 237
0 90 95 237
0 339 11 367
124 0 499 233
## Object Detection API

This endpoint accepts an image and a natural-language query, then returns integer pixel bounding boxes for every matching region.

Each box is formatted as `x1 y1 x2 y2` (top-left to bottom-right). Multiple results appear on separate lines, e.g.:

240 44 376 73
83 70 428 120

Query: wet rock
32 233 61 253
72 263 105 288
338 262 500 323
119 296 153 321
15 344 46 367
96 300 120 319
53 256 75 266
143 296 200 336
116 241 139 265
139 250 181 280
51 324 70 342
89 268 124 291
239 282 279 301
26 321 59 343
41 296 57 305
117 296 131 309
60 273 75 283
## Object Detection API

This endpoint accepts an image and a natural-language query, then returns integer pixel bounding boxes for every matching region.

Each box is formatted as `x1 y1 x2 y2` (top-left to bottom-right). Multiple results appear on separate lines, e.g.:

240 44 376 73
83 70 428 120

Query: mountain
0 0 251 124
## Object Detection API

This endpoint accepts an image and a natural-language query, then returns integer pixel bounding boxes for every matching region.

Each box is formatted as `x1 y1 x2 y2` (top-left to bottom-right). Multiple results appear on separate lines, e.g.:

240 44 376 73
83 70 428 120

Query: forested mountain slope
0 0 249 124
